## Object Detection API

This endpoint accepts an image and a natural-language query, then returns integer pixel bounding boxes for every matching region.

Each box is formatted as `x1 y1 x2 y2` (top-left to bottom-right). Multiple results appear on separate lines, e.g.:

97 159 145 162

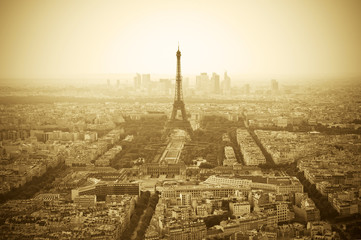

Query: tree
199 162 216 169
204 212 232 228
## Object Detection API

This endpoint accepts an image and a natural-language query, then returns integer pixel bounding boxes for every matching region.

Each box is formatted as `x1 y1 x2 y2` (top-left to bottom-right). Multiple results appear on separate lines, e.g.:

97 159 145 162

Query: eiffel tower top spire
175 44 183 102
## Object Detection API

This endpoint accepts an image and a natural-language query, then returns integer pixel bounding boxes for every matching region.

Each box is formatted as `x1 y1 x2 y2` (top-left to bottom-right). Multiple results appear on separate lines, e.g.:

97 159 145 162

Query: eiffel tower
165 45 192 134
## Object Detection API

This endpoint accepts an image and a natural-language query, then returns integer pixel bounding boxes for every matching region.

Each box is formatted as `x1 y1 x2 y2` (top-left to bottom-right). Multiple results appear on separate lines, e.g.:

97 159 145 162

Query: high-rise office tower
195 75 201 91
133 73 141 89
271 79 279 93
160 79 171 95
211 73 220 94
222 71 231 94
142 74 151 90
196 73 209 93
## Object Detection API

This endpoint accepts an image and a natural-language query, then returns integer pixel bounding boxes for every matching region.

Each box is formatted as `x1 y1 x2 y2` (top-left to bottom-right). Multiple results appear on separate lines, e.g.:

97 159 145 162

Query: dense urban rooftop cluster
237 129 266 166
0 194 136 239
0 82 360 239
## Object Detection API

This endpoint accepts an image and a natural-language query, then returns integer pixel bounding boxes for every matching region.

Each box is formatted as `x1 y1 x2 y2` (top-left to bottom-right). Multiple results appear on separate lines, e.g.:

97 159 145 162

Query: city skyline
0 33 361 240
1 0 361 82
1 1 361 239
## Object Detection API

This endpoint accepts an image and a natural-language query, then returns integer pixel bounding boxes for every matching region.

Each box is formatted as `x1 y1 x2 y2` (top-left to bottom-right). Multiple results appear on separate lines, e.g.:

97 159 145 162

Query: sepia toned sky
0 0 361 80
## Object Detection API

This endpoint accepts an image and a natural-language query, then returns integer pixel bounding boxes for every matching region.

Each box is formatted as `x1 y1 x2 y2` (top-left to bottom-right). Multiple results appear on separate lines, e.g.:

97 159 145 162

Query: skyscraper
271 79 279 93
142 74 151 90
222 71 231 94
196 73 209 93
160 79 171 95
211 73 220 94
133 73 141 89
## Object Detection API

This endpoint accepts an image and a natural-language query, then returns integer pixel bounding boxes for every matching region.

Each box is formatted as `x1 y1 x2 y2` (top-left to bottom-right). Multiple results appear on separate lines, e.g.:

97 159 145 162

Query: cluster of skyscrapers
195 71 231 95
132 71 231 96
133 73 175 95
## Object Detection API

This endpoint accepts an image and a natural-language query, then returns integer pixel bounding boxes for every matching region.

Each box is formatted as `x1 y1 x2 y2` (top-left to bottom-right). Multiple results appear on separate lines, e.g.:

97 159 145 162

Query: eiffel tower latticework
166 45 192 134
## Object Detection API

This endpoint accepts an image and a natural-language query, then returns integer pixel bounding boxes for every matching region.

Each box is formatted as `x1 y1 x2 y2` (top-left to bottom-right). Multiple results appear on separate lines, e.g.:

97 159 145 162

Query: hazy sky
0 0 361 79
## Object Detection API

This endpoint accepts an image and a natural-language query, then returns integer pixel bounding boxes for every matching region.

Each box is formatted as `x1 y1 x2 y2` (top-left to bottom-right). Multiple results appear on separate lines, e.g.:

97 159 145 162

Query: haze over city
1 1 361 240
1 0 361 85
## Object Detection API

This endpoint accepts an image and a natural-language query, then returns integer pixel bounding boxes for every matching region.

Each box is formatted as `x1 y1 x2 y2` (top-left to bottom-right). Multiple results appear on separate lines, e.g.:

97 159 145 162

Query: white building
230 202 251 217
